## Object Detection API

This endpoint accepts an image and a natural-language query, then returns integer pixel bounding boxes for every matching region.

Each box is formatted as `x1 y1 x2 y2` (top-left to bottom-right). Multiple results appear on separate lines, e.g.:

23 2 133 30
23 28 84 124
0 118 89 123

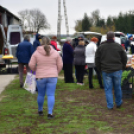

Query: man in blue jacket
33 33 41 51
16 35 34 88
63 37 74 83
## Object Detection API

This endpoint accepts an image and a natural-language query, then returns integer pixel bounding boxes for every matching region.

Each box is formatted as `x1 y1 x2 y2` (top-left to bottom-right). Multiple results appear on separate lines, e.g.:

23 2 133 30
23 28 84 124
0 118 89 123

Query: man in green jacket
95 31 127 110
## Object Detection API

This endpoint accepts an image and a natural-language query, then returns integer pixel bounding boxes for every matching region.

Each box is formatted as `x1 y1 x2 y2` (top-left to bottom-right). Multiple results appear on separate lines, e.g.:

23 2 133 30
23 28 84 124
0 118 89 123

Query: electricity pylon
57 0 69 41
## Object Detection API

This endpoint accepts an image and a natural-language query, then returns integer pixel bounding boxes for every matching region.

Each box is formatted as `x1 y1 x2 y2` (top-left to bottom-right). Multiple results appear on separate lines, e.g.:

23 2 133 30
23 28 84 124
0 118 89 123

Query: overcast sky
1 0 134 35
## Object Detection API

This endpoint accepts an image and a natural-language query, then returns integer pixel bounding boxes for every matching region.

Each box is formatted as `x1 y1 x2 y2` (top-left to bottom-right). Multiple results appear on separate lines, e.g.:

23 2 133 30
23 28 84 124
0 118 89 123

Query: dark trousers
88 67 103 87
63 64 74 83
75 65 85 83
18 63 30 85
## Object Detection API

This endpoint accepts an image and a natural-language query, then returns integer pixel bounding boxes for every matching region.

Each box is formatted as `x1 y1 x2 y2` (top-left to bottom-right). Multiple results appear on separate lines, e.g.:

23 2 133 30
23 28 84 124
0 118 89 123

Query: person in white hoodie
85 37 103 89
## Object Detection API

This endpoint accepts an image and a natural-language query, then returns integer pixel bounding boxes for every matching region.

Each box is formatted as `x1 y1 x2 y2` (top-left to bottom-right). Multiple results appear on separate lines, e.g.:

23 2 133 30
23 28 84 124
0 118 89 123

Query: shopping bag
24 71 36 94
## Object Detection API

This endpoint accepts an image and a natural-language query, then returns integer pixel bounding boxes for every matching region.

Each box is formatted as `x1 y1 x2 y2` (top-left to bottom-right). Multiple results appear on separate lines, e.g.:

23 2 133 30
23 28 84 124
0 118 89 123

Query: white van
0 24 23 63
0 25 6 58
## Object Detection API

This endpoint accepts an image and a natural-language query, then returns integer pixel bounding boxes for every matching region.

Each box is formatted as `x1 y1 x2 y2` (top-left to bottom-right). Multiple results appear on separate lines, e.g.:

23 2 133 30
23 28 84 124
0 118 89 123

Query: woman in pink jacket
29 36 63 118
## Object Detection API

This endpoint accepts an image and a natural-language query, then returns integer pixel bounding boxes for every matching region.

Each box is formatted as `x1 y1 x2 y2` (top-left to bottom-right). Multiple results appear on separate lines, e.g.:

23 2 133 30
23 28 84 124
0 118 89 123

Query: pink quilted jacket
29 45 63 78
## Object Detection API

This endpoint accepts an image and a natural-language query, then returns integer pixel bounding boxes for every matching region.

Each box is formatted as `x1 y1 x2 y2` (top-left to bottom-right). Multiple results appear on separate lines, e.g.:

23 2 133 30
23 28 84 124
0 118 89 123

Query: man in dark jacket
16 35 34 88
95 31 127 110
33 33 41 51
63 37 74 83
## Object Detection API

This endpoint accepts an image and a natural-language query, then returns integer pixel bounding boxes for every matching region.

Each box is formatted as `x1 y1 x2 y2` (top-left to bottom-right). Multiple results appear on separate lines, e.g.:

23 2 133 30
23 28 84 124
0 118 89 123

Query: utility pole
63 0 69 36
57 0 61 41
57 0 69 41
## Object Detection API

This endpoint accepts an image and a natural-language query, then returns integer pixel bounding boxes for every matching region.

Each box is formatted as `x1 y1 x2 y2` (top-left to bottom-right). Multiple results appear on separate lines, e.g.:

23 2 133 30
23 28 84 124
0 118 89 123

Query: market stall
122 54 134 98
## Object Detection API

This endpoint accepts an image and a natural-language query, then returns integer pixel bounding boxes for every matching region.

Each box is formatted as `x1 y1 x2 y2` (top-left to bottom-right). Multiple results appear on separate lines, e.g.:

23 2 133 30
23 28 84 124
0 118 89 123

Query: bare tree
90 9 100 26
18 9 50 33
30 9 50 33
18 9 29 31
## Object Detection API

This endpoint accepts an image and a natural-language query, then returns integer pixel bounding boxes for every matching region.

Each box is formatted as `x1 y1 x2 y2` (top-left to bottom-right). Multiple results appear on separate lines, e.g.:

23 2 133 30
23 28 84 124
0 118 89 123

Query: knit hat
107 31 115 39
78 34 84 39
127 34 133 39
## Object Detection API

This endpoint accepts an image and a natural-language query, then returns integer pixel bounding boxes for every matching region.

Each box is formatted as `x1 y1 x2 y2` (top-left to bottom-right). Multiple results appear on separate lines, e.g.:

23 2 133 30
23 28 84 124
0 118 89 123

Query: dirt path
57 88 134 134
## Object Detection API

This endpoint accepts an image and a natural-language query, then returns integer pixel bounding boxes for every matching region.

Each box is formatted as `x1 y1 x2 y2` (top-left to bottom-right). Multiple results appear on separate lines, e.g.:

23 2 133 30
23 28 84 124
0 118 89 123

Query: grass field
0 71 134 134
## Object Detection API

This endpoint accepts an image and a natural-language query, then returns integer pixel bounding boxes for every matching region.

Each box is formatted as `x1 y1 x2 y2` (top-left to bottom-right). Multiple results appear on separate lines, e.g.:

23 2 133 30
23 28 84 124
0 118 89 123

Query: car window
10 32 20 45
121 37 127 44
115 34 120 38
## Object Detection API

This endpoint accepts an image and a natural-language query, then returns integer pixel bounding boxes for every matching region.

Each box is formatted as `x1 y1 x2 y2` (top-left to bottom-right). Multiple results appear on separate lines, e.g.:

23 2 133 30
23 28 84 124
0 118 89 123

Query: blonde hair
79 40 85 45
42 36 51 56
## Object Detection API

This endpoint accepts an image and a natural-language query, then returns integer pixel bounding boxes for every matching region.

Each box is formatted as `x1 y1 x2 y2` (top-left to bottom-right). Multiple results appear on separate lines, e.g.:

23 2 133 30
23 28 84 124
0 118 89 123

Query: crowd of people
16 31 128 117
63 36 103 88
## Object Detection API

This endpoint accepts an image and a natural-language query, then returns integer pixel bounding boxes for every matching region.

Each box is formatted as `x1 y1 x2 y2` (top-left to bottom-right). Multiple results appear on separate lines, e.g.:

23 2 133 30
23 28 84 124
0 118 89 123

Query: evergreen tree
106 16 113 27
123 13 131 33
96 19 105 27
74 10 134 34
115 12 124 32
130 13 134 33
82 13 92 31
114 12 134 33
75 20 82 32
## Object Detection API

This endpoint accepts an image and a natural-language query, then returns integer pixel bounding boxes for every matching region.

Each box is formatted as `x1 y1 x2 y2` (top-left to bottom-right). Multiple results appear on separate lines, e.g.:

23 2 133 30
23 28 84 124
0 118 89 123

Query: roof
76 31 102 36
0 5 20 20
114 31 125 35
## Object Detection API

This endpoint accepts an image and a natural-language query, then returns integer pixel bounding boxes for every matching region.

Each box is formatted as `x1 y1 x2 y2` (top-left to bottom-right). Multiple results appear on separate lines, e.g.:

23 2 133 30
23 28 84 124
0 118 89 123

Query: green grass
0 73 134 134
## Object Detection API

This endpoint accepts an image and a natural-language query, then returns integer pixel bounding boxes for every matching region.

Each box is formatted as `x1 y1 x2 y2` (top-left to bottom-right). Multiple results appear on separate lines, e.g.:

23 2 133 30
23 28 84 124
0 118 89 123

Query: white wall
13 18 20 25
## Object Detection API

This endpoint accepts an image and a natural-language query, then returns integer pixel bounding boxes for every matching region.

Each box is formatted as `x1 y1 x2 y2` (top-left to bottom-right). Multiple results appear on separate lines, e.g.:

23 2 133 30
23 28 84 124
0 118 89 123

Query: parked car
75 32 102 47
114 32 127 49
75 31 126 46
101 35 121 44
0 25 6 58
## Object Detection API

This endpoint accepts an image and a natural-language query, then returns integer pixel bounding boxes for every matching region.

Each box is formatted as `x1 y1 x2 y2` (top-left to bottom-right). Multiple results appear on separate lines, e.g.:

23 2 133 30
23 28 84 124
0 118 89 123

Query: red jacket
51 40 60 51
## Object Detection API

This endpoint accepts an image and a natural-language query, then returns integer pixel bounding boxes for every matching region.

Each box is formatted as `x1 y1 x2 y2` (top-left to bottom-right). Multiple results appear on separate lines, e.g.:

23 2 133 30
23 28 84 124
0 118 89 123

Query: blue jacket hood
35 33 40 41
33 34 41 51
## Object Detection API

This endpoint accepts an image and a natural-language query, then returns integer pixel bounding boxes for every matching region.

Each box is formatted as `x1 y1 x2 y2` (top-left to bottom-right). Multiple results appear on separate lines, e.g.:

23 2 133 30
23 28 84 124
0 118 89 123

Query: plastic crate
0 64 6 68
7 67 18 74
0 67 19 74
122 82 133 99
122 88 133 99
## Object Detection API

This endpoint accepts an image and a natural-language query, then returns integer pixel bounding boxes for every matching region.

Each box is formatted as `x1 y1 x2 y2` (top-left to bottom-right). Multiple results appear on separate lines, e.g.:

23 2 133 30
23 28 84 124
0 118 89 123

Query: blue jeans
102 70 122 109
36 77 57 114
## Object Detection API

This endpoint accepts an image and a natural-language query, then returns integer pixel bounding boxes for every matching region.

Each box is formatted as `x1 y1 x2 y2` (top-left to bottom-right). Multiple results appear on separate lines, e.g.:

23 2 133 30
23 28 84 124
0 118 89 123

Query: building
0 5 21 27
